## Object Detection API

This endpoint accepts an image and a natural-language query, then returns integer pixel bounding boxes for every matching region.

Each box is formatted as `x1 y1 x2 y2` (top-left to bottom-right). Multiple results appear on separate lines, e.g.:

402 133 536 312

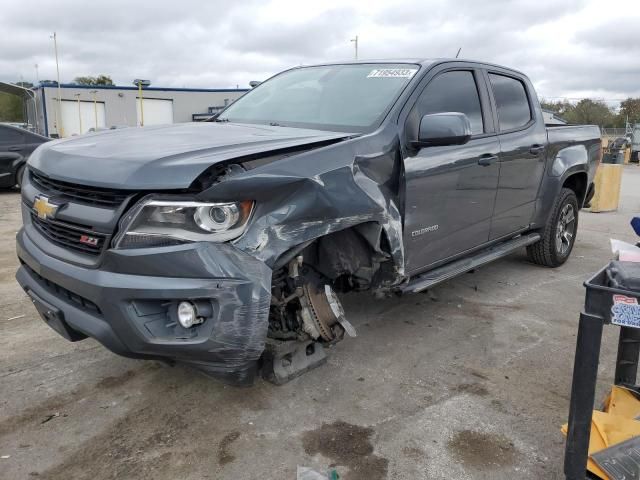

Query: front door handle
478 154 498 166
529 144 545 155
8 146 22 152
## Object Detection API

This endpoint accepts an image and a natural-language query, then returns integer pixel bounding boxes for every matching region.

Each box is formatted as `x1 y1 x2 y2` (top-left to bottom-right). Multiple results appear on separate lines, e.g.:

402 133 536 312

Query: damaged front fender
196 128 407 283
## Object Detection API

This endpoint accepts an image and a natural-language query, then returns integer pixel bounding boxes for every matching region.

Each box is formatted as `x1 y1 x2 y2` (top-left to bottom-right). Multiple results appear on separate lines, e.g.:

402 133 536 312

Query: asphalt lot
1 167 639 480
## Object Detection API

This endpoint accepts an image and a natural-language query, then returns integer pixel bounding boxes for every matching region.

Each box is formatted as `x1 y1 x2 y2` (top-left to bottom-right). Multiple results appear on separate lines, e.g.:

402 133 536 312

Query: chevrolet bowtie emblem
33 195 60 220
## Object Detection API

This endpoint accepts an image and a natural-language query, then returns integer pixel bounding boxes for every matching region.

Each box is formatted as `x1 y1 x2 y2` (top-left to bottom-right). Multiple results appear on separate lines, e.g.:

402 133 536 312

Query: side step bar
401 233 541 294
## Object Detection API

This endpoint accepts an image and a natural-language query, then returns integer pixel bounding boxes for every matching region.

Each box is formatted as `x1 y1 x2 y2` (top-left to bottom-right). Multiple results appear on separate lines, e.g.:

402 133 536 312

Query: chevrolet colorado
16 59 601 385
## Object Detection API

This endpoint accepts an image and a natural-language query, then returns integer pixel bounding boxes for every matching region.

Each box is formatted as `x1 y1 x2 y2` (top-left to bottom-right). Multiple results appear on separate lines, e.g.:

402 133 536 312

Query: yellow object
604 386 640 418
589 164 623 213
624 147 631 165
562 386 640 479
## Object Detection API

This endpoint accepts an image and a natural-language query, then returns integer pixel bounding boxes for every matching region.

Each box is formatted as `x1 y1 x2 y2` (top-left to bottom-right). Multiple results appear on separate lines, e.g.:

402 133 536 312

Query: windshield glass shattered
217 64 419 132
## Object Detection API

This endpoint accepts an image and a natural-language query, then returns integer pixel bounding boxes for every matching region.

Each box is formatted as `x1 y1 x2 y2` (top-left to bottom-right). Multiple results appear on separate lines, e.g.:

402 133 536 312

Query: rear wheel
527 188 579 267
15 164 26 189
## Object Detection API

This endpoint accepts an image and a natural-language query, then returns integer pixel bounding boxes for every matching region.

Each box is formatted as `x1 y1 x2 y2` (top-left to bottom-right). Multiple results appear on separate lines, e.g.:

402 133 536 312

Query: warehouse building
25 82 248 138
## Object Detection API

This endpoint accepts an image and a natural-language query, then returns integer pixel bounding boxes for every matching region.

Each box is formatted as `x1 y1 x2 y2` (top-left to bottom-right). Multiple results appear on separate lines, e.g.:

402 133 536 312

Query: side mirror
249 81 262 88
414 112 472 148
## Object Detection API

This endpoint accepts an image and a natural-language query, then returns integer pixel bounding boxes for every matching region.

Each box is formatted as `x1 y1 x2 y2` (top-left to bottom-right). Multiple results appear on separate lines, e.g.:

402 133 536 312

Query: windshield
217 63 419 132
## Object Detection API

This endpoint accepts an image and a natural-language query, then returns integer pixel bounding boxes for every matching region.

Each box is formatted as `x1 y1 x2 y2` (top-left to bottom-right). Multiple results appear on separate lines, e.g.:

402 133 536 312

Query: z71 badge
611 295 640 329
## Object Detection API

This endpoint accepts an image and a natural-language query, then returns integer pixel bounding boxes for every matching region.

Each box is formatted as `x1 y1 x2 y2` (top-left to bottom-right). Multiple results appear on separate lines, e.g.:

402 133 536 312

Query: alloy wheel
555 203 576 256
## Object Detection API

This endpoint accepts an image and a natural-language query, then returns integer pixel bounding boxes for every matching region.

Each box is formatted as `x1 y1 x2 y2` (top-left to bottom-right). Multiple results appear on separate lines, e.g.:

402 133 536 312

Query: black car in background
0 123 50 189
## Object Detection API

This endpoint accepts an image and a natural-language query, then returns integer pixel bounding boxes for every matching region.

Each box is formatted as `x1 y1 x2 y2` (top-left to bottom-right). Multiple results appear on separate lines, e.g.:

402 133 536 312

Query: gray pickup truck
16 59 601 385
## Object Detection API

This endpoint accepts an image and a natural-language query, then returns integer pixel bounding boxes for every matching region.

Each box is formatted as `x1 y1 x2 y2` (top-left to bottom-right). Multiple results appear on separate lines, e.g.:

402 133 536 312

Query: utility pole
90 90 98 130
350 35 359 60
51 32 64 137
34 63 39 84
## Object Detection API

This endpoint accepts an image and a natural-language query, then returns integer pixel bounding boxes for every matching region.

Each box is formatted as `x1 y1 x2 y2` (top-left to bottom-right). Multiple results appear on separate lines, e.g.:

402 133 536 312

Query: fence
601 128 627 138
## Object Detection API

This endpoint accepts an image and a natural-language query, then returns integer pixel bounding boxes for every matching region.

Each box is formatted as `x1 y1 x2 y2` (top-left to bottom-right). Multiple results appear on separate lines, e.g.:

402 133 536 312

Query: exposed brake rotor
301 283 339 341
299 283 357 342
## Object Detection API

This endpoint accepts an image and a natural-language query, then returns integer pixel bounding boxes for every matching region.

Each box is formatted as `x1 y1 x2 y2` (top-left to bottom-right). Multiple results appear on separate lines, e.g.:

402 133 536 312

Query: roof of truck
296 58 527 76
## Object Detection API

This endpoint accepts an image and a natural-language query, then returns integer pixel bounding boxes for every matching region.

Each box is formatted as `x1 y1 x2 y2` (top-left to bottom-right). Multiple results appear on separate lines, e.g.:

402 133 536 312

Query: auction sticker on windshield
611 294 640 329
367 68 417 78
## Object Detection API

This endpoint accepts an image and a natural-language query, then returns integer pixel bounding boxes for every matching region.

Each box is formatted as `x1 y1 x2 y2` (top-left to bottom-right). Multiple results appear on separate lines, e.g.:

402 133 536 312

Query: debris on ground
562 385 640 479
297 466 340 480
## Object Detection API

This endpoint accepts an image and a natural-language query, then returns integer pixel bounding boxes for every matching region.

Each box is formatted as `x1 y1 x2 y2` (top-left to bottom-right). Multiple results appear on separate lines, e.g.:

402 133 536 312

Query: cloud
0 0 638 103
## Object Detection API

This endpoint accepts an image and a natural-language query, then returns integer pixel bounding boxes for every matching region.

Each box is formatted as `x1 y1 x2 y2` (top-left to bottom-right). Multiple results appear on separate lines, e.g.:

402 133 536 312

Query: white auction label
367 68 417 78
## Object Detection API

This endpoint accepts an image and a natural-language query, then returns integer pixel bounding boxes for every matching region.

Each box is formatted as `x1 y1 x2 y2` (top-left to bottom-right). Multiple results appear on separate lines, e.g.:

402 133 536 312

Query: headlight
113 197 254 249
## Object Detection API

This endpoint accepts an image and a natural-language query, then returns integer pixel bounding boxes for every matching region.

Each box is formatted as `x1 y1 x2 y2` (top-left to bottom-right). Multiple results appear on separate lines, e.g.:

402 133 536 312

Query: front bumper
15 228 272 385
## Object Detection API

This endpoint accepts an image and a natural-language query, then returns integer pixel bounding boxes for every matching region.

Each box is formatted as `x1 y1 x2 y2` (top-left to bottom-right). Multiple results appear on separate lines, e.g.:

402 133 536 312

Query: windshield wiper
213 117 229 123
269 122 281 126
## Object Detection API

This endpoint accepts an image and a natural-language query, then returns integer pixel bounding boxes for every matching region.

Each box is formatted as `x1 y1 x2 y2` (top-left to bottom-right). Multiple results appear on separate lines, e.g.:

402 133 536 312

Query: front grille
31 213 107 256
22 262 101 314
30 170 130 207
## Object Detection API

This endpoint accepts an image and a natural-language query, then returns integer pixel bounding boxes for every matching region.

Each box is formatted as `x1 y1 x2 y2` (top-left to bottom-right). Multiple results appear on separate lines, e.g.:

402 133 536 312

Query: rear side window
489 74 532 131
412 70 484 135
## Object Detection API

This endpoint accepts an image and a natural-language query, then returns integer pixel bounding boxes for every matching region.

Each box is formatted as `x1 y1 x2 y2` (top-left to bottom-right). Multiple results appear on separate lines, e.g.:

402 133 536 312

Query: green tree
618 98 640 124
540 99 574 117
73 75 114 86
0 92 24 122
563 99 615 127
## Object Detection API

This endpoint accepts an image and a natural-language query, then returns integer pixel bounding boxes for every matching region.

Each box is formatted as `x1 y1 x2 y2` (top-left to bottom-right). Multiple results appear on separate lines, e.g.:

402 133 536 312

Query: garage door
136 98 173 126
60 100 106 137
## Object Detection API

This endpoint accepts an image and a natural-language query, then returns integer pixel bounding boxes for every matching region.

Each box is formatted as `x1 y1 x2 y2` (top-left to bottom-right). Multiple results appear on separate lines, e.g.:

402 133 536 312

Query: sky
1 0 638 106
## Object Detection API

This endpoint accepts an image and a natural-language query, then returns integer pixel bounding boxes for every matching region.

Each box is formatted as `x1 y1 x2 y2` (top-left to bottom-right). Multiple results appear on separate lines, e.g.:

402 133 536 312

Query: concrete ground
1 167 639 480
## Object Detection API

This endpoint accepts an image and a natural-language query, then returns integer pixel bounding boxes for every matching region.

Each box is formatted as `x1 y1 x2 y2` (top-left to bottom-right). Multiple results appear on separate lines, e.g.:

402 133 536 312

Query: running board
401 233 541 294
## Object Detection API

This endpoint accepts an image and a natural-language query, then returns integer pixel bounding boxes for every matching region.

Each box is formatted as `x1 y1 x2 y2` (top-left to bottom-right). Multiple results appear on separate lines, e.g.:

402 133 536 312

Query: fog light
177 301 201 328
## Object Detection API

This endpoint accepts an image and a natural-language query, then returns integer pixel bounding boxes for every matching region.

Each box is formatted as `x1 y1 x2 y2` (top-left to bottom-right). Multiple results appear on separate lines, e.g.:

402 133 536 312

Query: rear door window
489 74 532 131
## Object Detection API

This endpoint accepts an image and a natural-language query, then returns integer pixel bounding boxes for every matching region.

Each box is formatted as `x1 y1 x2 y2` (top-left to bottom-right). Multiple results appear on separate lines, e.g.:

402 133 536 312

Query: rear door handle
7 146 22 152
478 154 498 166
529 144 545 155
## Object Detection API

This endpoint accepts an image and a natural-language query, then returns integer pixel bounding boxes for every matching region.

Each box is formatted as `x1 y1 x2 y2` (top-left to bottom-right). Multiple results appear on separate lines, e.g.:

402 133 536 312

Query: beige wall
39 85 247 137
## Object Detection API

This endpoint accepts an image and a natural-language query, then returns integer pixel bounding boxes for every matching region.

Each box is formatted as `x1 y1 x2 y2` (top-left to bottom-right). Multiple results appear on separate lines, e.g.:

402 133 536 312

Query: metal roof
38 83 249 93
0 81 36 98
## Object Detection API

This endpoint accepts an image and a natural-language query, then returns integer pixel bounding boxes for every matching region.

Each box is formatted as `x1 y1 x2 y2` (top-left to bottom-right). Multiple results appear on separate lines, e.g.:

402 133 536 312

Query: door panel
403 135 500 272
487 73 547 239
490 127 547 238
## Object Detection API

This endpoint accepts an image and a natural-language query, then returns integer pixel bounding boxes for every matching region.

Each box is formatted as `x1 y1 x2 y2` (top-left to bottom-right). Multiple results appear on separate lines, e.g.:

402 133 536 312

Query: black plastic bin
564 262 640 479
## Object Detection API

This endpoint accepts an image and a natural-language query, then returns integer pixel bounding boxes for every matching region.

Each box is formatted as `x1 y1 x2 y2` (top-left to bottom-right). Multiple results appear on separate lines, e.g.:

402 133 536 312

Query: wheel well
562 172 588 206
273 224 396 292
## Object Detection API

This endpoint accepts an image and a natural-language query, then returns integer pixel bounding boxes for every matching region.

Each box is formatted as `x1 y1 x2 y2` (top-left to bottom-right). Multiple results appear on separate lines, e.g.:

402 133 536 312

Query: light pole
74 93 82 134
350 35 359 60
133 79 150 126
51 32 64 137
89 90 98 130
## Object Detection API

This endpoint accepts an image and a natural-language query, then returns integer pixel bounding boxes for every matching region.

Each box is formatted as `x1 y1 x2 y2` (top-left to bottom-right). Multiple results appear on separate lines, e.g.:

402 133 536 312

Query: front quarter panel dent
202 135 406 279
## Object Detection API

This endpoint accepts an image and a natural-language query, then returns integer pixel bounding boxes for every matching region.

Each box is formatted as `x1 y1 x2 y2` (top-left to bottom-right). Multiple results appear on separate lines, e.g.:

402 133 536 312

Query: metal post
51 32 64 137
615 327 640 386
138 82 144 127
564 312 604 479
350 35 358 60
75 93 82 134
52 97 60 138
90 90 98 130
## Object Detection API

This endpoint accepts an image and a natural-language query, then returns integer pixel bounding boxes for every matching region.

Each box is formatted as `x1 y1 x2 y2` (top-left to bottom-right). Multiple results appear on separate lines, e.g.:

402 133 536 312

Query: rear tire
15 164 26 190
527 187 579 267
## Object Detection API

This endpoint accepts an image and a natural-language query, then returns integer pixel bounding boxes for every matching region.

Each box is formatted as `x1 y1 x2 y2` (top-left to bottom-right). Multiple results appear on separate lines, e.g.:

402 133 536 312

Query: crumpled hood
29 122 351 189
